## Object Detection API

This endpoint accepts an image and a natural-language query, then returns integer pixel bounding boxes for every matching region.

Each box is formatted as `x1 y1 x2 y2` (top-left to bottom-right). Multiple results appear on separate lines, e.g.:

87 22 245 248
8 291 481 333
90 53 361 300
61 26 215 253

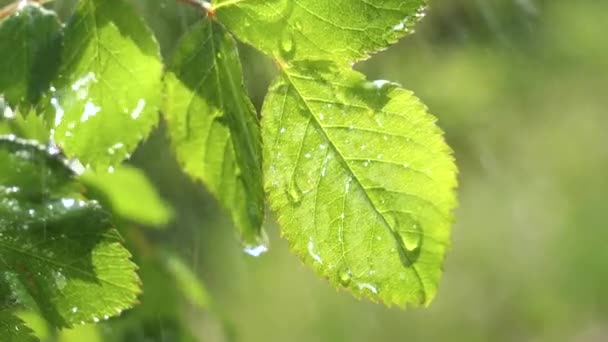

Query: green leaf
214 0 426 63
0 4 62 107
0 136 141 328
163 20 264 246
81 166 173 227
0 109 49 143
0 311 38 342
47 0 163 169
262 62 457 306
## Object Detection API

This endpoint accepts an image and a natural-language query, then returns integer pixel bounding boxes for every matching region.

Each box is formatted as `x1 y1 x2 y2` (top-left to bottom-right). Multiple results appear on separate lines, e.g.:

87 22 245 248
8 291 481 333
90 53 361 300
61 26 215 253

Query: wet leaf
0 4 62 107
163 19 264 246
262 62 457 306
0 136 141 328
47 0 163 169
214 0 427 63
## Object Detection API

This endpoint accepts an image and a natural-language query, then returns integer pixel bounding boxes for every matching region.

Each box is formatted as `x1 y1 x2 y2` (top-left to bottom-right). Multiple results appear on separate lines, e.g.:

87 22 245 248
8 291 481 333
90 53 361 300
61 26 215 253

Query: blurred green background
9 0 608 340
135 0 608 341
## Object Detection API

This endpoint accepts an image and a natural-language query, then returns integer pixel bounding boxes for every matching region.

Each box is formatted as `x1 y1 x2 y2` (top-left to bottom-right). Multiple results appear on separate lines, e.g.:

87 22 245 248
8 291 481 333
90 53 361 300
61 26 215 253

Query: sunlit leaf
81 166 173 227
0 4 62 107
0 109 49 143
47 0 163 169
214 0 426 63
163 19 264 246
0 136 141 328
262 62 457 306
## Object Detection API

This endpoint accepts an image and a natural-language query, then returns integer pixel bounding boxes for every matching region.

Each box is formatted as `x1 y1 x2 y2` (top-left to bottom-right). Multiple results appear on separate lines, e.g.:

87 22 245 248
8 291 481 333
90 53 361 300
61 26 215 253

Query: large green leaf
214 0 426 63
0 136 141 328
163 19 264 247
262 62 457 306
47 0 162 169
0 4 62 108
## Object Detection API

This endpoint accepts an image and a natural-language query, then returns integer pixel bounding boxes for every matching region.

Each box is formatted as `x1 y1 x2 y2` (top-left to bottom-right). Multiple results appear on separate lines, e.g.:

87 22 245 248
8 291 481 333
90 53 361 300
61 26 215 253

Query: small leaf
47 0 163 169
0 136 141 328
214 0 427 63
0 4 62 107
163 20 264 246
0 311 38 342
81 166 173 227
262 62 457 306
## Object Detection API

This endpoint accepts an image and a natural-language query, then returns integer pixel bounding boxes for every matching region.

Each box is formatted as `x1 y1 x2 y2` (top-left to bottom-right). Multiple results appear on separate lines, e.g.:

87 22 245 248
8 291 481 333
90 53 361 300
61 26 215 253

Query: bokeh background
7 0 608 341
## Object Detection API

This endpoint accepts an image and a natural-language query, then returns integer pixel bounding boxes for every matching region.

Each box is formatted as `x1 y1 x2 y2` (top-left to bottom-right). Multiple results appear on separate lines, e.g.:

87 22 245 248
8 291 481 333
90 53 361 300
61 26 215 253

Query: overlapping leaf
0 4 62 107
214 0 427 63
262 62 457 305
163 19 264 246
47 0 163 169
0 136 140 328
0 311 38 342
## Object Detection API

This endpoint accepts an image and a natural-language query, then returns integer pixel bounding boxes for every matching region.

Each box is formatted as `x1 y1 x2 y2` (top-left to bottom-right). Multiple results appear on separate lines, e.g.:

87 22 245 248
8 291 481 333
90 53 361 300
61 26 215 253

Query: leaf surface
0 136 141 328
262 62 457 305
164 19 264 245
214 0 426 63
0 4 62 107
48 0 163 169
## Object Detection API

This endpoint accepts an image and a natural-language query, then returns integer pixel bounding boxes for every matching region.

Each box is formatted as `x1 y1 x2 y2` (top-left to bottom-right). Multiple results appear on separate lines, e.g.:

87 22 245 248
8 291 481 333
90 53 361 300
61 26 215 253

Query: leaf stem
212 0 248 11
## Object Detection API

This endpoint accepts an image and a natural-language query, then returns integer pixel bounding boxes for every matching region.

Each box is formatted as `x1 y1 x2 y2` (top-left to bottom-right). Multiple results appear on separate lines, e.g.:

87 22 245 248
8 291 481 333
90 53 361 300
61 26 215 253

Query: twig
0 0 55 20
176 0 215 18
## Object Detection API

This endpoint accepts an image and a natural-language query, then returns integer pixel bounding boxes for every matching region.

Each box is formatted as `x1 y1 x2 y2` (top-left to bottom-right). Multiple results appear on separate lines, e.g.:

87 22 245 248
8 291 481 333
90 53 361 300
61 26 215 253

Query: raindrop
308 239 323 264
338 268 352 287
242 231 269 258
286 179 303 204
279 31 295 57
357 282 378 294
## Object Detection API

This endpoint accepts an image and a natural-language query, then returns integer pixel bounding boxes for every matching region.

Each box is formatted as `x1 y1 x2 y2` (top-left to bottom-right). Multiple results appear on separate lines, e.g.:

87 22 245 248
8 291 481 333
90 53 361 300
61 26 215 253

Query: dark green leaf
0 311 38 342
0 136 141 328
0 4 62 107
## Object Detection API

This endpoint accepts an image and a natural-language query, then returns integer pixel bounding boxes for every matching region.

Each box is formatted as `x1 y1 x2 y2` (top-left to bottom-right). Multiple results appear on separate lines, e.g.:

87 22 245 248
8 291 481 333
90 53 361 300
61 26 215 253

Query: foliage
0 0 457 339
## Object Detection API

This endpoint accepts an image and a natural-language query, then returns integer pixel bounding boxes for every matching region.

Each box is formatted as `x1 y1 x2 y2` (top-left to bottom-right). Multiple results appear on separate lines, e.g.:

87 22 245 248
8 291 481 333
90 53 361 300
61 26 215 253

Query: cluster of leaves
0 0 457 339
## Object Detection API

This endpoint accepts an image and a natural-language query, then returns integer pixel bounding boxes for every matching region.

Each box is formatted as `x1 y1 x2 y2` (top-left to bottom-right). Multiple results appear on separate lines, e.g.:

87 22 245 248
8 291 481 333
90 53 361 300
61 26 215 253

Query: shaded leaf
81 166 173 227
47 0 163 169
262 62 457 306
0 136 141 328
214 0 426 63
0 311 38 342
163 19 264 246
0 4 62 107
